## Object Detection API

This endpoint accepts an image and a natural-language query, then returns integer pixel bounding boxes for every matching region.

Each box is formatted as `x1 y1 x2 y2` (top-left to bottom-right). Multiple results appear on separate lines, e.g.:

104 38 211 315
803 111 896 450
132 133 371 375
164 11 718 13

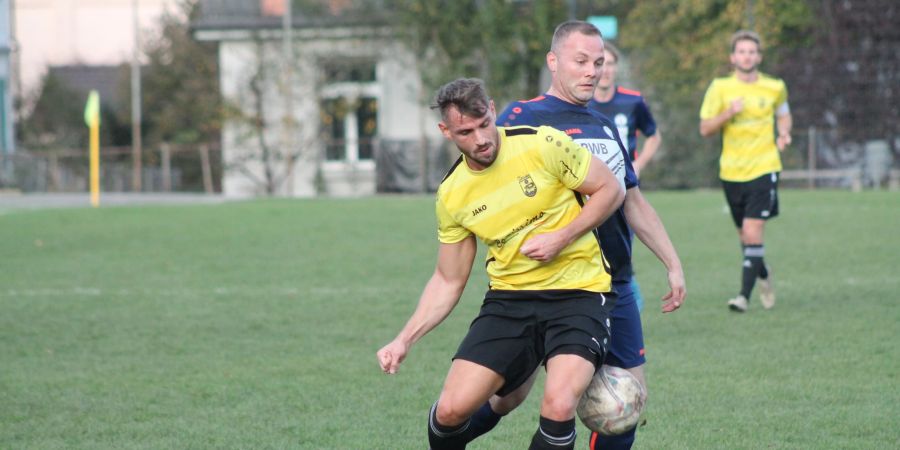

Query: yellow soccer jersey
435 125 611 293
700 72 788 182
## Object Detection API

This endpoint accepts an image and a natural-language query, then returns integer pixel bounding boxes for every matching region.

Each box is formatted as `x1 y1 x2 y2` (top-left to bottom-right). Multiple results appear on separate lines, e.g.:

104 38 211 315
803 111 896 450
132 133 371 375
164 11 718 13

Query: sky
14 0 182 99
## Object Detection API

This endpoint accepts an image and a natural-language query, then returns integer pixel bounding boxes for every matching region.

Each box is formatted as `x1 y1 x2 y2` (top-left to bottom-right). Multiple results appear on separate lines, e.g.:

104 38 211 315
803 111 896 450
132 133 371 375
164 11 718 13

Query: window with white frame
319 60 378 164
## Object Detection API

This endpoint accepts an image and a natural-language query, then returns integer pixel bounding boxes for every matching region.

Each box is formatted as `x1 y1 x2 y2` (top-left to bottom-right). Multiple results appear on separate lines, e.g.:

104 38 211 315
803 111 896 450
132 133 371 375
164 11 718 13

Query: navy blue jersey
498 94 638 282
589 86 657 161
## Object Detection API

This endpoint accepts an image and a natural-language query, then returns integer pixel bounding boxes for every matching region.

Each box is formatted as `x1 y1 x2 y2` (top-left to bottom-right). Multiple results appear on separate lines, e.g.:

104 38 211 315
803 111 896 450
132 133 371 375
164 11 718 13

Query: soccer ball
577 365 647 436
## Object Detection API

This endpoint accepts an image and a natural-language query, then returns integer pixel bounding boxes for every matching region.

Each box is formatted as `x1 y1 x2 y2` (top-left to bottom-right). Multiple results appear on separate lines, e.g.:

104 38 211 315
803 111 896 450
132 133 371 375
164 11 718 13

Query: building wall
215 29 440 198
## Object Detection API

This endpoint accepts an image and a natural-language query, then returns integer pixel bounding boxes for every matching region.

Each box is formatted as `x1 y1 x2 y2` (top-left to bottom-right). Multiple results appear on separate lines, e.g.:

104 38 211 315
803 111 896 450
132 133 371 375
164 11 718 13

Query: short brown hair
551 20 602 52
431 78 490 120
604 42 621 63
730 30 761 52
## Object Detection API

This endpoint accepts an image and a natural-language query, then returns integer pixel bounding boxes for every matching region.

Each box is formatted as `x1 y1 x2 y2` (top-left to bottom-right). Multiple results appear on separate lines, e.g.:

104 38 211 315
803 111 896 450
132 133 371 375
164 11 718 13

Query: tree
778 0 899 164
131 0 221 147
390 0 569 105
19 71 129 151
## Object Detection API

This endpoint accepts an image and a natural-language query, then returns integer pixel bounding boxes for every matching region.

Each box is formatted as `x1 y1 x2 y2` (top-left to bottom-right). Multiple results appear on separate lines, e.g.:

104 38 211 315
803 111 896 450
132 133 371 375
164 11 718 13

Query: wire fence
0 144 222 194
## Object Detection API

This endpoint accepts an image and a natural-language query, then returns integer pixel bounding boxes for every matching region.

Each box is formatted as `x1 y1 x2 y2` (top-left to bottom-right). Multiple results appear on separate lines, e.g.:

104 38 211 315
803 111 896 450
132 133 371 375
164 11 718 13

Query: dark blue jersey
498 94 638 282
588 86 657 161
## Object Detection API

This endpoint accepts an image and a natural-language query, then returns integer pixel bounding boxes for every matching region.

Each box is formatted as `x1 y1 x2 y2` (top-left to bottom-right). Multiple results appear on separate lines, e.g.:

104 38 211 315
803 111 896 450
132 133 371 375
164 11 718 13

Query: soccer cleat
758 269 775 309
727 295 748 312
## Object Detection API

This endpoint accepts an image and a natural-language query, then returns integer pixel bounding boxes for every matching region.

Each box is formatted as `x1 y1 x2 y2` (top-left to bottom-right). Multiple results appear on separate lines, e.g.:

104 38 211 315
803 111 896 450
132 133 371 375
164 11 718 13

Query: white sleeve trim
776 101 790 116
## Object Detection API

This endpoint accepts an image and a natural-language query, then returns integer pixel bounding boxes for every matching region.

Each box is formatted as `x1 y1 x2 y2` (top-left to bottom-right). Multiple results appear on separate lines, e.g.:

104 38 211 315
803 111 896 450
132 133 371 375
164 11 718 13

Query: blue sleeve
497 101 538 127
612 124 639 189
634 99 657 137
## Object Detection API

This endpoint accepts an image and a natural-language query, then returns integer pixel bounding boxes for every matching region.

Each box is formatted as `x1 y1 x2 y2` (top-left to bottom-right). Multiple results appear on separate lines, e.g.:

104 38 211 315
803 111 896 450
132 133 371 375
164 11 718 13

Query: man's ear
438 121 451 140
547 51 557 73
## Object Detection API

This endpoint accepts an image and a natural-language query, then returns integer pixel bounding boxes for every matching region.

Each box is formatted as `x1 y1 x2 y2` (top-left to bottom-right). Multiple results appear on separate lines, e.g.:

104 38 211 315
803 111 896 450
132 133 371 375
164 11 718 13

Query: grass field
2 190 898 449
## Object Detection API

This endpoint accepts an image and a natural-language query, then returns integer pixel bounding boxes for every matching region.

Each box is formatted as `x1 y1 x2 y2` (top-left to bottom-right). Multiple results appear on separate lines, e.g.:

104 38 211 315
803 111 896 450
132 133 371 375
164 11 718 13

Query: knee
434 398 470 427
540 394 579 421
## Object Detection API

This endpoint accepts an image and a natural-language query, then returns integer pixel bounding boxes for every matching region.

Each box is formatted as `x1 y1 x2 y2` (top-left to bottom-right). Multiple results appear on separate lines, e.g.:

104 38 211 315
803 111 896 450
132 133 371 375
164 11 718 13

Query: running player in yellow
700 30 792 312
377 78 624 449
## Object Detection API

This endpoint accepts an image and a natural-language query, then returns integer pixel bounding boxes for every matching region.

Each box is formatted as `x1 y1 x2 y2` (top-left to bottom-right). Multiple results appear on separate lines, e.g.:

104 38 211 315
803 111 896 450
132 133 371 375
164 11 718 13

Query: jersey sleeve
497 101 537 127
699 80 723 120
435 196 471 243
539 126 593 191
634 99 658 137
610 124 639 190
775 79 788 112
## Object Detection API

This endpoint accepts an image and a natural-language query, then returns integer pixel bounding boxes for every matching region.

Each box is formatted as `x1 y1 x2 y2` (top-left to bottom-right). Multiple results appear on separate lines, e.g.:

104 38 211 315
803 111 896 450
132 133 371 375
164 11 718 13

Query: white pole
282 0 295 195
131 0 142 191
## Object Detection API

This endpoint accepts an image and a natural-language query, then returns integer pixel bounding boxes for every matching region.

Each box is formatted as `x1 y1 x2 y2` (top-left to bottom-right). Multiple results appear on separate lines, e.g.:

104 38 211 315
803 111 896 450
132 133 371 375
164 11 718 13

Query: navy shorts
722 172 780 228
604 280 646 369
453 290 614 396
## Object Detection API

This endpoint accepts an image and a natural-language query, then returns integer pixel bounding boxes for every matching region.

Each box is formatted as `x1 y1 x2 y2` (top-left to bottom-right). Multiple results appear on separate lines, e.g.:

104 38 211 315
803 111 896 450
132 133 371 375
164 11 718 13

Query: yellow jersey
436 125 611 293
700 72 788 181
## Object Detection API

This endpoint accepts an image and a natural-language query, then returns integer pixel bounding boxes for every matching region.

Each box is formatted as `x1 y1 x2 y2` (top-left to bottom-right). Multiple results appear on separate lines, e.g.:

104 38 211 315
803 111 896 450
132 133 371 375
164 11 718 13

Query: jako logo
472 204 487 216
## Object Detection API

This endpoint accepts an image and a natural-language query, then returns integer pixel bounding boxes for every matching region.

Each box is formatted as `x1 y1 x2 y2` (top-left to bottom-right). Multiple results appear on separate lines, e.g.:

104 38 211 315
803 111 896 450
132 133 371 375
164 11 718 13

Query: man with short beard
700 30 792 313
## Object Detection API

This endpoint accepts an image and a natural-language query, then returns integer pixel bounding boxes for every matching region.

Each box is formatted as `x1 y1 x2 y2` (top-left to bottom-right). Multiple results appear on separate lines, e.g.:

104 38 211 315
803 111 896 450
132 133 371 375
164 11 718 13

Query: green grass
1 191 898 449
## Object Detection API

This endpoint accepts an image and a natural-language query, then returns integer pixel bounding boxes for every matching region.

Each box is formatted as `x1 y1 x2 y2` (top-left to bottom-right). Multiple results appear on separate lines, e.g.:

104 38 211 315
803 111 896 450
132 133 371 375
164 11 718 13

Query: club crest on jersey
518 174 537 197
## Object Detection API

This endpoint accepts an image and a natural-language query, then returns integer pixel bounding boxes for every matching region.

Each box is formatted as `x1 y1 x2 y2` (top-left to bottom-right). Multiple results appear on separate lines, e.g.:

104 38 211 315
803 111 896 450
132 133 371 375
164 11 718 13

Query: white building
193 0 446 197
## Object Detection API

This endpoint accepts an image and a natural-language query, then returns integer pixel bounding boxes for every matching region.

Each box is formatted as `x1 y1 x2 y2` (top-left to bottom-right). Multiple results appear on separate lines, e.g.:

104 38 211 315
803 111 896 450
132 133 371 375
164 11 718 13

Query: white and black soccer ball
577 365 647 436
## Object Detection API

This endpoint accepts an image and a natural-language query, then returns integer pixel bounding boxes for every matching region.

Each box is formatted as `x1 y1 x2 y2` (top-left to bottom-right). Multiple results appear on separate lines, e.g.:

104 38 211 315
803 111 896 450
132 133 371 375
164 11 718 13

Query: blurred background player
468 21 686 450
699 30 792 313
590 43 661 178
589 42 662 313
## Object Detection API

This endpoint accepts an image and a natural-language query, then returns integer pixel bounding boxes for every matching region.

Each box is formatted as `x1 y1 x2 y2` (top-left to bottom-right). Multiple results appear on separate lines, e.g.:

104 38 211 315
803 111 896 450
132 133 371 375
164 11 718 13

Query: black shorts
722 172 780 228
453 290 614 397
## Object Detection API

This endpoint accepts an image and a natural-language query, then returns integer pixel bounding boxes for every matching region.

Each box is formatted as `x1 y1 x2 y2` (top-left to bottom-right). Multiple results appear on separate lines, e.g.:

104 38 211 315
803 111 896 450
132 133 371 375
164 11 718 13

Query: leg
593 282 647 450
736 173 779 309
467 367 540 441
429 359 505 450
529 354 596 450
723 180 752 312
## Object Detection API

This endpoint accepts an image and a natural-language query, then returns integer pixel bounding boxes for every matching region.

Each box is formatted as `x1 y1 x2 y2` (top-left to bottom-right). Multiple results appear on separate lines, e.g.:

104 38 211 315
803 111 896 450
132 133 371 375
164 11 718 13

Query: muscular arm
519 156 625 262
377 237 476 374
633 131 661 175
622 187 685 312
776 112 793 151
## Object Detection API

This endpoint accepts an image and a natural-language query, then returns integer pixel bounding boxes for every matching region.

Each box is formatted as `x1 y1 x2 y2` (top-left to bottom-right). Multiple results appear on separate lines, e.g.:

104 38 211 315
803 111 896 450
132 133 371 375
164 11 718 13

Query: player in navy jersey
589 43 661 177
590 43 661 313
466 21 686 450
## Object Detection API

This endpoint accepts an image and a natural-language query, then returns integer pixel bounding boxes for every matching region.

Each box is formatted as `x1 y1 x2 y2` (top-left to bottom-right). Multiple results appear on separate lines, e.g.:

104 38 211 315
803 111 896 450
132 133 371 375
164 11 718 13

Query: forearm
634 133 661 171
777 113 792 138
699 110 734 137
558 182 624 246
393 275 466 346
624 190 682 273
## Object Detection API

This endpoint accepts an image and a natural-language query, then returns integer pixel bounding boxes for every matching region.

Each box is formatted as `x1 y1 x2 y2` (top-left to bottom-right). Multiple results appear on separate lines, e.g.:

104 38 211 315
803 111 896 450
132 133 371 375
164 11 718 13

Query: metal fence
0 144 221 193
779 127 898 191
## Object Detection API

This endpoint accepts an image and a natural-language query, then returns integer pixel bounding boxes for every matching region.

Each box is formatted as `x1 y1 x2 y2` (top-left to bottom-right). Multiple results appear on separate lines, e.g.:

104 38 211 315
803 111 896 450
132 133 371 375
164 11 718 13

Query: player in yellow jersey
700 30 793 312
377 78 624 450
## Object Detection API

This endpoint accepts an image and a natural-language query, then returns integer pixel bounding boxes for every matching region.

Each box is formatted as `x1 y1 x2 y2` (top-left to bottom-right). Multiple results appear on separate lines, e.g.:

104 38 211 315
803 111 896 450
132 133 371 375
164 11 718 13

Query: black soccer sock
467 401 504 441
427 402 471 450
589 426 637 450
740 244 766 298
528 416 576 450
